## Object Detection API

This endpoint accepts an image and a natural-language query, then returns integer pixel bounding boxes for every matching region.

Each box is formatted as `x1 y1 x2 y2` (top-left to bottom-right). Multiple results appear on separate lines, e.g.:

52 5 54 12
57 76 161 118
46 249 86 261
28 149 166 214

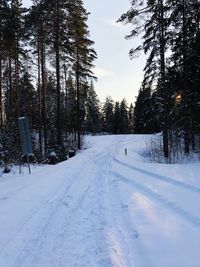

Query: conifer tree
0 0 9 126
67 0 97 148
102 96 114 133
0 0 97 164
119 0 171 157
119 99 129 134
128 103 134 133
65 72 76 135
113 101 120 134
85 81 101 134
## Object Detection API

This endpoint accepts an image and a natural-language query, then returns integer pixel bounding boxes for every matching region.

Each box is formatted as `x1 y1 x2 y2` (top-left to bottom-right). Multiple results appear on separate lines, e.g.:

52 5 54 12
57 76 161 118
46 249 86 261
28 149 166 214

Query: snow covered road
0 135 200 267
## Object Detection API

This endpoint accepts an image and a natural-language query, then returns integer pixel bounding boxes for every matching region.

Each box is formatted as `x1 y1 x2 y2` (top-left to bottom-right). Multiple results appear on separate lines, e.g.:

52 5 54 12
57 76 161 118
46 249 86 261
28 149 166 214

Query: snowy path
0 135 200 267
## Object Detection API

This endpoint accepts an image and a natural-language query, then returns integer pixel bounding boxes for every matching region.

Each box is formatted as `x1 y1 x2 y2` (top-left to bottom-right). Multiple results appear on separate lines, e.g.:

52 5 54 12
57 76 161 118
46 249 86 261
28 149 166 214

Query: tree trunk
0 47 2 127
55 0 62 147
159 0 169 159
9 54 13 120
40 22 47 153
76 68 81 149
182 0 190 155
37 33 42 157
64 63 68 133
15 32 20 119
75 37 81 150
0 19 3 126
41 40 47 152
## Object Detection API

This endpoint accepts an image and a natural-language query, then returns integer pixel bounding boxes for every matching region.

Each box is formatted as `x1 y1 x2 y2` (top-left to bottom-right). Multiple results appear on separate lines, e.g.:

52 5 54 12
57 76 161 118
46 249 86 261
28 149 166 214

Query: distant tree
85 81 101 134
113 101 120 134
119 99 129 134
134 84 160 134
128 103 134 133
102 96 114 133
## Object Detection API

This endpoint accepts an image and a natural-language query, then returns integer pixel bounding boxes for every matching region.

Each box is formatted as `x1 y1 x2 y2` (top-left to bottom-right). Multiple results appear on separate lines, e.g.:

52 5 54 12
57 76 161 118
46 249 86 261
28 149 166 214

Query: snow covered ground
0 134 200 267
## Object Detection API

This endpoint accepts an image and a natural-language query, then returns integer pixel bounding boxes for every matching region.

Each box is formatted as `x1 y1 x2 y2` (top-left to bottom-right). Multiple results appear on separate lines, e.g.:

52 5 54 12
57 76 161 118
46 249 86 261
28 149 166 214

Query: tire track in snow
5 144 118 267
16 179 92 267
0 163 89 267
27 183 92 267
85 146 126 267
114 156 200 194
13 156 113 267
55 155 114 267
85 137 131 266
107 166 153 267
90 136 152 267
112 170 200 228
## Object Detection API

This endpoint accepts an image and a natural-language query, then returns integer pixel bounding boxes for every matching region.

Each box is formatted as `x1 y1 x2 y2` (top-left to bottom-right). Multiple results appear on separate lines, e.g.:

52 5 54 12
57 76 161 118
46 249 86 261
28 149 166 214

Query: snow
0 134 200 267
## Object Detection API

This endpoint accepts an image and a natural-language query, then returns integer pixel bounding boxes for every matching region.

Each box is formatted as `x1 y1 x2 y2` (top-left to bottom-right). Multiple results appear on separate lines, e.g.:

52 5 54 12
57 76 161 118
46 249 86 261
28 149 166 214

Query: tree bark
0 44 2 126
75 39 81 150
15 32 20 119
55 0 62 146
37 32 42 157
40 22 47 153
0 18 3 126
159 0 169 159
76 67 81 149
182 0 190 155
9 54 13 120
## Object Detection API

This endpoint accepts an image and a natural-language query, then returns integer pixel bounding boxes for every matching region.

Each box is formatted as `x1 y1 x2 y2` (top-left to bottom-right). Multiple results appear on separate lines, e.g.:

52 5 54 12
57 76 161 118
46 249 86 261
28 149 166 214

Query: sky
22 0 146 104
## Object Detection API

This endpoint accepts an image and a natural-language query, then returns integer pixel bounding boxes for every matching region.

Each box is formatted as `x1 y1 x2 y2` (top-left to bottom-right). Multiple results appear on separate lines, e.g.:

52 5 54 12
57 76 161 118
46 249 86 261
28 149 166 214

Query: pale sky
23 0 146 103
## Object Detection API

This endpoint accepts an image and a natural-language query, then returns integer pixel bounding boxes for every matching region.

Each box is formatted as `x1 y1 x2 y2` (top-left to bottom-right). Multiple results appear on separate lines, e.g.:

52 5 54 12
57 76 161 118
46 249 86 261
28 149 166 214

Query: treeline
75 94 134 135
0 0 97 164
99 96 134 134
120 0 200 160
0 0 135 167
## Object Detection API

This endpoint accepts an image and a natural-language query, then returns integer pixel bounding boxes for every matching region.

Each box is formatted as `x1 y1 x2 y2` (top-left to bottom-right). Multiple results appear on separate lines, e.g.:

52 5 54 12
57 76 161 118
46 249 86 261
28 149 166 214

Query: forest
1 0 200 167
119 0 200 162
0 0 134 167
0 1 200 265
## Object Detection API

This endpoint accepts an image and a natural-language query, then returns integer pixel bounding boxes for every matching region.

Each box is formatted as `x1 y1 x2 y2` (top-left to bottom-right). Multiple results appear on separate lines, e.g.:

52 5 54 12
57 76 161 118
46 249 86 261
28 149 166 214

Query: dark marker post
125 148 127 156
18 117 33 174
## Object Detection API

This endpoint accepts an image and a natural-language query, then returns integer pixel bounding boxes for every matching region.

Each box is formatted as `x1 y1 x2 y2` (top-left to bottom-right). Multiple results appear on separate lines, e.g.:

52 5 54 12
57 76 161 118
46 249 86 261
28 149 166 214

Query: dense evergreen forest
119 0 200 161
0 0 134 166
2 0 200 166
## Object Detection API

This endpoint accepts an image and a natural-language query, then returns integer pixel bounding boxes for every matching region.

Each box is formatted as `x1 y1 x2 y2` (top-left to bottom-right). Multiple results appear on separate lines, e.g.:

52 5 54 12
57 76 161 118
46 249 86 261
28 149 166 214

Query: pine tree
0 0 9 126
85 81 101 134
113 101 120 134
26 0 50 156
119 99 129 134
0 0 97 164
65 72 76 135
133 82 161 134
19 71 35 121
167 0 200 154
128 103 134 133
10 0 24 119
67 0 97 148
102 96 114 133
119 0 171 157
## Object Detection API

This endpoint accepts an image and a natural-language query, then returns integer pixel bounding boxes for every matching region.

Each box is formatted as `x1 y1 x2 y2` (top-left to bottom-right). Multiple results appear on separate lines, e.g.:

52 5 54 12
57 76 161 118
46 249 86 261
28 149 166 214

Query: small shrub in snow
3 166 12 174
147 132 200 164
69 149 76 158
45 151 59 165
